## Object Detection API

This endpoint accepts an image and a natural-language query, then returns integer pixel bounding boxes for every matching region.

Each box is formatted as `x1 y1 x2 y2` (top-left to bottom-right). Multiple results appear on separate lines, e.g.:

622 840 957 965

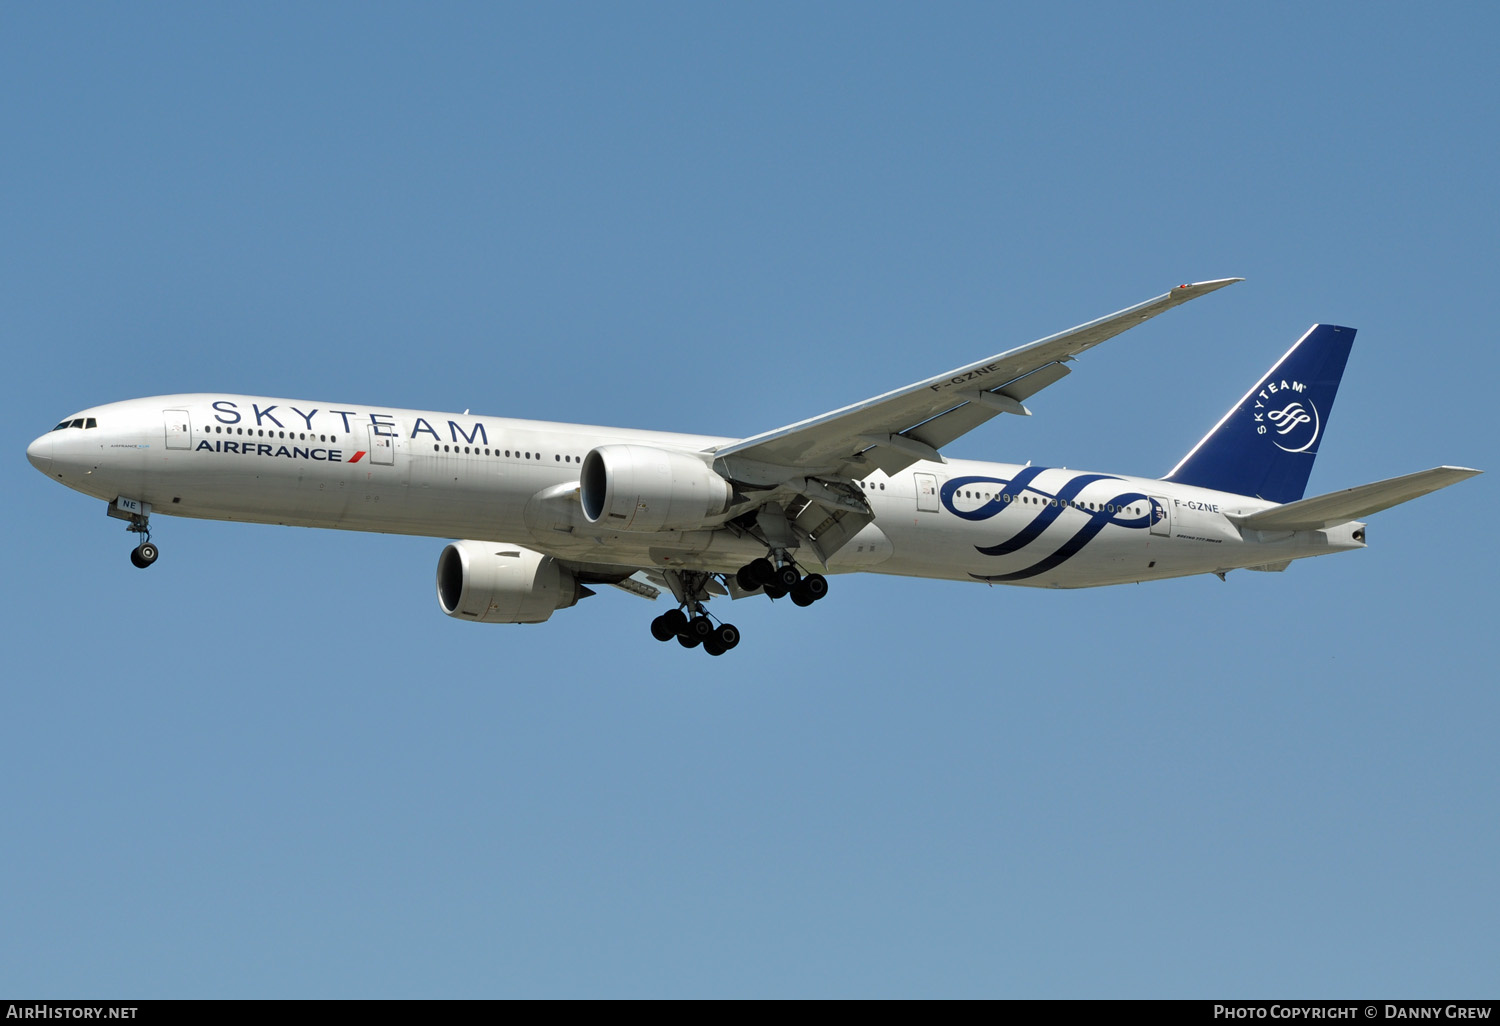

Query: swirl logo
1265 399 1319 452
1252 381 1321 453
941 467 1151 582
1267 402 1312 433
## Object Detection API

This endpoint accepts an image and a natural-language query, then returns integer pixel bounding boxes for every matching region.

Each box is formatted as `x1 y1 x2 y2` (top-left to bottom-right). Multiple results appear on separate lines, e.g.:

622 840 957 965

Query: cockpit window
85 418 97 428
52 418 98 430
53 421 71 431
71 419 86 428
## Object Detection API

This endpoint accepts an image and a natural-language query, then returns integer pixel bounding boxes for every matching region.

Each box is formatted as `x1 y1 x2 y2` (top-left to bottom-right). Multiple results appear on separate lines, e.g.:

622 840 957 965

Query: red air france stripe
349 451 366 463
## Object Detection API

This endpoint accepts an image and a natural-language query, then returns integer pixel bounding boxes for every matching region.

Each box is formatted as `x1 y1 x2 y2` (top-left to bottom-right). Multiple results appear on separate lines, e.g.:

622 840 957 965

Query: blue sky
3 3 1495 998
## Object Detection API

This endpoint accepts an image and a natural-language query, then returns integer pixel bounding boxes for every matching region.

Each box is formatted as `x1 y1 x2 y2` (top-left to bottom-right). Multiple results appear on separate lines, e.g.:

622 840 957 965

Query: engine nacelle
580 444 733 532
436 540 587 624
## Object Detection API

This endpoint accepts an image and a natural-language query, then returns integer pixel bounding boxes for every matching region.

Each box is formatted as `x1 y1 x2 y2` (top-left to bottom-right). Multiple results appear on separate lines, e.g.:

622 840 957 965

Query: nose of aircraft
27 432 54 475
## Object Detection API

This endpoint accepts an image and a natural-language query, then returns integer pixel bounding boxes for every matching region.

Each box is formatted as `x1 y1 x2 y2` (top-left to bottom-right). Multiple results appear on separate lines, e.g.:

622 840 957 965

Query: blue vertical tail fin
1162 324 1356 503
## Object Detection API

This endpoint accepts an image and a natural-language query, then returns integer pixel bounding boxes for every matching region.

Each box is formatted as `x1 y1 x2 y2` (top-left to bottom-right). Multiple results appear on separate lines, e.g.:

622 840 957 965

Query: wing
713 278 1242 480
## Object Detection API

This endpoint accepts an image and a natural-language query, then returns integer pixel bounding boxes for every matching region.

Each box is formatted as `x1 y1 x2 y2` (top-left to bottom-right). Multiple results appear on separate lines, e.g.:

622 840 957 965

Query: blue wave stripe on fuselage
939 469 1152 581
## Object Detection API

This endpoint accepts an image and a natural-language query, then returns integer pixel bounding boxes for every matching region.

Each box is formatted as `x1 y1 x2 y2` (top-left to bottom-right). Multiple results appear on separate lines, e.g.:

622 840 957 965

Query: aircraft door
915 473 940 512
368 424 395 465
1149 496 1171 536
164 409 191 450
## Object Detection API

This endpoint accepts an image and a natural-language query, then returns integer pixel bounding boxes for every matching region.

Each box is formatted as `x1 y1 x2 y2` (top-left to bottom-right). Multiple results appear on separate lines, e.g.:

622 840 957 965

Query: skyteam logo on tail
1253 380 1320 453
1164 324 1355 504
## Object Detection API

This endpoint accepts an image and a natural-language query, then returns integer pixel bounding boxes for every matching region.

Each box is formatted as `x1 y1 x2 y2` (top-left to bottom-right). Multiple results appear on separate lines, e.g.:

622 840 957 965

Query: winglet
1168 278 1245 302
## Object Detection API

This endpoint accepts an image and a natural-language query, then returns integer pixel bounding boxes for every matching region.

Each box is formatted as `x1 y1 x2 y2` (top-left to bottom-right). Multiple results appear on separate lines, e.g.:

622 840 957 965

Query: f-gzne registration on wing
26 279 1481 655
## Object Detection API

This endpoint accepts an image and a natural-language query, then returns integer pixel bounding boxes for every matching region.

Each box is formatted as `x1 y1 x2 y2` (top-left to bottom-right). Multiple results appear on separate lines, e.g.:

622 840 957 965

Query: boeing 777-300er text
26 279 1481 655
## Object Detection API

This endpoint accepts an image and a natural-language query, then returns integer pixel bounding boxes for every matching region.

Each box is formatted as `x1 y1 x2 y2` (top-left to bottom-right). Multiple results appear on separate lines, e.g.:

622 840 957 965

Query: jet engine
435 540 590 624
580 444 733 532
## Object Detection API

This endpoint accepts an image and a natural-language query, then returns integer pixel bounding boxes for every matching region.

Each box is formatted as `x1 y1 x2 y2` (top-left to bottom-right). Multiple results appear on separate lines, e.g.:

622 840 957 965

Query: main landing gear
648 556 828 655
649 569 742 656
650 608 742 657
734 557 828 607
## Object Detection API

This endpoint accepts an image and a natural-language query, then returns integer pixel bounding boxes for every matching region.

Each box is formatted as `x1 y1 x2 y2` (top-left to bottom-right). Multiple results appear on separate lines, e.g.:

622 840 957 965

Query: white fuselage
27 393 1365 588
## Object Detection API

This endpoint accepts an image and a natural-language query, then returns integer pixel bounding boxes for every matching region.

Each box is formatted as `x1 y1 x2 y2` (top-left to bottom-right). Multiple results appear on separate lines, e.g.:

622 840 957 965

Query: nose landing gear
108 498 159 569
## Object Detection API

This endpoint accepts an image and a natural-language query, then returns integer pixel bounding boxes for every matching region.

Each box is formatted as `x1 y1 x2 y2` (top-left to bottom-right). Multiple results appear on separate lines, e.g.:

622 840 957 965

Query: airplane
25 278 1480 655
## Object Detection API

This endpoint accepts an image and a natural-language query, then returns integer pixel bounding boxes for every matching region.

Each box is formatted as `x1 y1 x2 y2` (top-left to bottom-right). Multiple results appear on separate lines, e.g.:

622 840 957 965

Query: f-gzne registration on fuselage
26 279 1481 656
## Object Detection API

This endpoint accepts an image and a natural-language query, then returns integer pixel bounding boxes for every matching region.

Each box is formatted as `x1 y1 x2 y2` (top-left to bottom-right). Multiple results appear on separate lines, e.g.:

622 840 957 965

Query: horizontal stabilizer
1226 466 1481 531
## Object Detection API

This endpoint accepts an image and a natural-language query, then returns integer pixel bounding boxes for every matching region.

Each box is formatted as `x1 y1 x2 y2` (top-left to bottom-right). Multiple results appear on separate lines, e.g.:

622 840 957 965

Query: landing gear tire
762 583 788 601
677 632 702 649
801 573 827 601
713 623 740 650
736 557 777 591
687 616 715 640
130 543 158 569
773 564 801 590
791 583 816 606
703 638 727 656
652 609 688 641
